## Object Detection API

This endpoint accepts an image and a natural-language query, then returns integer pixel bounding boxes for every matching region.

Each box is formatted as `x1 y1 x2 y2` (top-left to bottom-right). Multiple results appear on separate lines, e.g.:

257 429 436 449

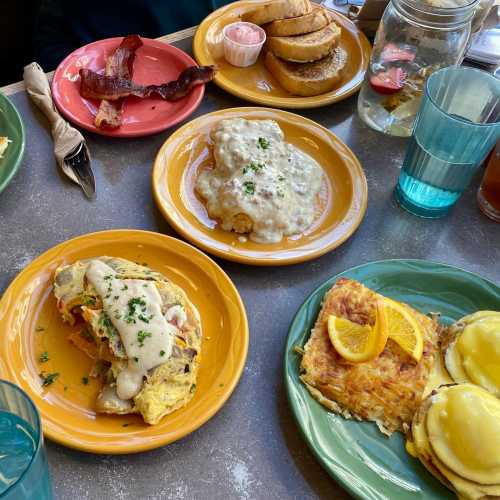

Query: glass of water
394 66 500 218
0 380 53 500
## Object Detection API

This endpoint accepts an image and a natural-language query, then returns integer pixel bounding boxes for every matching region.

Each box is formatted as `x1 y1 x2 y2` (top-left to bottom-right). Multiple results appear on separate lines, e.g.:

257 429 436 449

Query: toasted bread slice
242 0 312 26
264 6 332 37
265 48 347 96
267 21 341 63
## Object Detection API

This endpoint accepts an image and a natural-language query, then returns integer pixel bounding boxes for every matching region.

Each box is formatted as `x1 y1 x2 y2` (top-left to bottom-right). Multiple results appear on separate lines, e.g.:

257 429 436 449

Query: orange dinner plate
152 107 368 265
52 37 205 137
193 1 371 109
0 230 248 454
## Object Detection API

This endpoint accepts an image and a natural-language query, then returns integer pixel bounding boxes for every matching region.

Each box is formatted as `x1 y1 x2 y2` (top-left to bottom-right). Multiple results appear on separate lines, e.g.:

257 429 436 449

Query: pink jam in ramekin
222 22 266 67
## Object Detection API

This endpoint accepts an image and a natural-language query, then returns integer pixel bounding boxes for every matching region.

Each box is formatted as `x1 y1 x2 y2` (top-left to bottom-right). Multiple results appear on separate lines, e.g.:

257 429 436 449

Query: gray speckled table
1 32 499 500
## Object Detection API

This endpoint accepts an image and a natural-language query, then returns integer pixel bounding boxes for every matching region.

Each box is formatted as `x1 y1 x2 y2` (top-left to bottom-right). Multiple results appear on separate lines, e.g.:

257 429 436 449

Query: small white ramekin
223 22 266 68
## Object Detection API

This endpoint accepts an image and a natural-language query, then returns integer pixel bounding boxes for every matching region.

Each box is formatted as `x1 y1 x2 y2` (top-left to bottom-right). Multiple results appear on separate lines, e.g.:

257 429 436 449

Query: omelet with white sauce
195 118 323 244
443 311 500 397
53 257 201 425
411 384 500 500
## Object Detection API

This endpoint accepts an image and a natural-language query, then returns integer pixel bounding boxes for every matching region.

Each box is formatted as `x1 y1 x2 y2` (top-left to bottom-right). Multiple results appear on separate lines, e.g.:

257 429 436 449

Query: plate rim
0 92 26 193
152 106 368 266
283 258 500 499
0 229 249 454
193 1 371 109
51 37 205 138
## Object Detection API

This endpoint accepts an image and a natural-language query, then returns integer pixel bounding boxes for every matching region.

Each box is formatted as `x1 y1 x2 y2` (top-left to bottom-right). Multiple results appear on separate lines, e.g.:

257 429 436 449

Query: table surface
1 27 499 500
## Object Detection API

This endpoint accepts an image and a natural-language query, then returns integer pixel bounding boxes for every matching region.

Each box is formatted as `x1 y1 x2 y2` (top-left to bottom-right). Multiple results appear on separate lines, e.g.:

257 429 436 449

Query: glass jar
357 0 479 137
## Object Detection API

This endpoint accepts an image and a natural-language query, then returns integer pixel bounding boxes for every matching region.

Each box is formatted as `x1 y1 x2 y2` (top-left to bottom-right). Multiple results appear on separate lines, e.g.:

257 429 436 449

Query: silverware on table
23 62 96 199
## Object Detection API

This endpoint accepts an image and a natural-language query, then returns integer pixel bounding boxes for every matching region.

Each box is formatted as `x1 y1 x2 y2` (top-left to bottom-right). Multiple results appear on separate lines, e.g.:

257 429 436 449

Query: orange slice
381 298 423 362
327 302 388 363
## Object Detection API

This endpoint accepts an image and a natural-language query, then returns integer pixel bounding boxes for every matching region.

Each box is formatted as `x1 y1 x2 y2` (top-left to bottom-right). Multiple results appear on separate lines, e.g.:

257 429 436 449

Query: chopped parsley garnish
257 137 270 149
159 350 166 357
121 284 129 291
190 384 196 393
124 296 147 324
243 181 255 195
243 162 265 175
133 357 139 362
103 275 112 281
39 351 49 363
277 190 285 198
40 372 59 387
278 176 285 181
99 313 114 335
113 295 119 301
82 376 89 385
35 326 45 332
82 295 97 306
143 284 148 288
138 313 153 324
137 330 152 347
122 423 130 427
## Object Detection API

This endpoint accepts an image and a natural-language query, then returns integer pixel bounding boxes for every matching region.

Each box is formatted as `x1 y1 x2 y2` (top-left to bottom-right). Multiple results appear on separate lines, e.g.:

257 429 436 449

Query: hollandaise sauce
445 311 500 397
423 351 453 398
86 260 175 400
426 385 500 485
456 315 500 395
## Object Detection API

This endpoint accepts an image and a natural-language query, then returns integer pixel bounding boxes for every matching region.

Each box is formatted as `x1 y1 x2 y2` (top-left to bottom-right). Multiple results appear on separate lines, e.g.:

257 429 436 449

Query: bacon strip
94 34 143 129
80 66 215 102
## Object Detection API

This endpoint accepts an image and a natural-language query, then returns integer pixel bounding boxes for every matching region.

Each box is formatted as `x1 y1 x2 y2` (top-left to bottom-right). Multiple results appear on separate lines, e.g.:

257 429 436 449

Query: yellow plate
152 107 368 266
193 1 371 108
0 230 248 454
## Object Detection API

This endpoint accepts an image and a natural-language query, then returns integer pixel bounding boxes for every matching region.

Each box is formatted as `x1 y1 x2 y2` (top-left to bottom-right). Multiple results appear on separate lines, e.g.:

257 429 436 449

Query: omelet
442 311 500 397
411 384 500 500
53 257 201 425
300 278 441 435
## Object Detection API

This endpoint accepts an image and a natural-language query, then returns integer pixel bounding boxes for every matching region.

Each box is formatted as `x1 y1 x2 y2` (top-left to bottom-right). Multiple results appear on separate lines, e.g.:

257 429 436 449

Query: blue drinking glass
0 380 53 500
394 66 500 218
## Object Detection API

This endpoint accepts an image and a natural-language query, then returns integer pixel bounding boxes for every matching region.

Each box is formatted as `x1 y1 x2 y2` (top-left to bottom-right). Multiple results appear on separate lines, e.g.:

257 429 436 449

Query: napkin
23 62 90 186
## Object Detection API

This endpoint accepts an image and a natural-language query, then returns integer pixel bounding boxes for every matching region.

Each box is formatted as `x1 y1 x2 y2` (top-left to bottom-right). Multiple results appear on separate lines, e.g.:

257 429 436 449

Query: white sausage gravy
195 118 323 243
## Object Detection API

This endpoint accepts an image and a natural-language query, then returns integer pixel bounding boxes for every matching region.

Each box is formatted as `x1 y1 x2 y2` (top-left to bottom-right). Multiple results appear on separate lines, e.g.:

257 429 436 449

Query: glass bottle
357 0 479 137
478 142 500 222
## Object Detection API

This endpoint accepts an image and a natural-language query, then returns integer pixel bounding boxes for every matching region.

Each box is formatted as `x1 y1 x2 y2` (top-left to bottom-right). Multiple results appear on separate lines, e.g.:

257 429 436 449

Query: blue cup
394 66 500 218
0 380 53 500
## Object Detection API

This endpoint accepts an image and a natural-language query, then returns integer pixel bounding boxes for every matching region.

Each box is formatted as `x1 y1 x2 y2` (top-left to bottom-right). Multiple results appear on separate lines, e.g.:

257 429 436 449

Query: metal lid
393 0 479 29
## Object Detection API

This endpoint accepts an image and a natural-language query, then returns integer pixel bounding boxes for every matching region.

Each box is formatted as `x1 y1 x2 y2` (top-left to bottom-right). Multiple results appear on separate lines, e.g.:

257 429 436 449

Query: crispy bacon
79 65 215 102
95 34 143 129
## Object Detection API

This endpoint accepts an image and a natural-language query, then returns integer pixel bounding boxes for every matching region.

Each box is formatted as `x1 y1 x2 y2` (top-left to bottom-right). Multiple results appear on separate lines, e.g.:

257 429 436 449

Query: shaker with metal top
357 0 479 137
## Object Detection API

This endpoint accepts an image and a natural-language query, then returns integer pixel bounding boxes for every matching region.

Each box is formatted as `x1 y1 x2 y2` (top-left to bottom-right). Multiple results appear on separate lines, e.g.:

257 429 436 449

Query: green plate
284 259 500 500
0 92 25 193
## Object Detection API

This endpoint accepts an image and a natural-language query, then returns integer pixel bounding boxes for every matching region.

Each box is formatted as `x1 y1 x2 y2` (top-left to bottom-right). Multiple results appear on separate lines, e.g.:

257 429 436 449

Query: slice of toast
264 6 332 37
265 48 347 96
242 0 312 26
266 21 341 63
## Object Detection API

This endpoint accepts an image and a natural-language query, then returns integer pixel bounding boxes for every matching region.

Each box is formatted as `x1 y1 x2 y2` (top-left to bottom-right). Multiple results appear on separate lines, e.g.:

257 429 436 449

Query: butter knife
23 62 96 198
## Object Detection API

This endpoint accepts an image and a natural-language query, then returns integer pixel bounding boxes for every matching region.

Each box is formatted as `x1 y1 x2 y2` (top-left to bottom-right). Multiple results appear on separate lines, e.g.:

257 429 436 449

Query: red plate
52 37 205 137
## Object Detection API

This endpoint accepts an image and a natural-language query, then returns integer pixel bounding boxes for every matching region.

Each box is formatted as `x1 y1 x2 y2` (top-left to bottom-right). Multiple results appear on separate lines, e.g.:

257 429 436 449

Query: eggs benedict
411 383 500 499
443 311 500 397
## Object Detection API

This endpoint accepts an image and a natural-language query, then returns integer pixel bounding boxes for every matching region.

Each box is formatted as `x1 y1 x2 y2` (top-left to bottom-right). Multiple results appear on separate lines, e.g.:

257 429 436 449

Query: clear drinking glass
0 380 53 500
394 66 500 217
